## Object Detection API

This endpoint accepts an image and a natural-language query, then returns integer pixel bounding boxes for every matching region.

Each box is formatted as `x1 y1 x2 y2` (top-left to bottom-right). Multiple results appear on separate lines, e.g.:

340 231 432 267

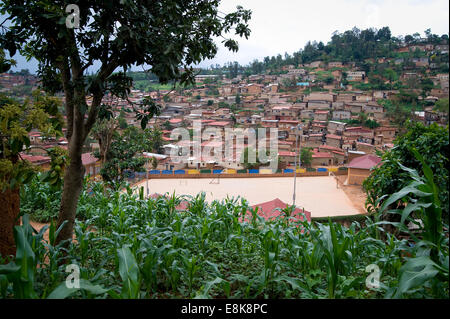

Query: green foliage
2 174 447 299
300 148 313 167
434 98 449 113
0 91 63 190
99 126 156 184
379 152 448 298
364 121 449 222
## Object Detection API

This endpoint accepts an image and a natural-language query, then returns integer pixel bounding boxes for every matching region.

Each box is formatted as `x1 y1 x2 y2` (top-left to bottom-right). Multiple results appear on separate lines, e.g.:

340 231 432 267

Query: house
308 61 324 68
249 198 311 223
20 153 51 171
311 122 327 134
205 121 232 128
362 102 384 115
326 134 343 148
278 151 297 167
169 118 184 127
314 110 329 121
327 121 347 135
374 127 396 142
82 153 101 177
331 150 346 165
300 109 314 119
304 92 335 103
336 93 355 102
308 101 331 110
328 61 343 69
271 105 298 119
346 71 366 81
332 110 351 121
356 141 375 154
268 83 279 93
344 127 374 143
412 57 429 67
303 134 323 148
345 102 364 114
346 154 381 185
247 83 264 94
288 68 307 76
311 150 333 166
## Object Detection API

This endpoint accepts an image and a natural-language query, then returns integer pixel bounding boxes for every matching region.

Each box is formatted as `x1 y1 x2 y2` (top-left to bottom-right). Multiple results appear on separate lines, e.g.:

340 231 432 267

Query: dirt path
335 175 368 214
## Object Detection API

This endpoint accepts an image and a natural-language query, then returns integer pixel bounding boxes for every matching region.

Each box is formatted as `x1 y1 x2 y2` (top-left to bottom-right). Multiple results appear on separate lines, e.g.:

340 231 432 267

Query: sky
5 0 450 73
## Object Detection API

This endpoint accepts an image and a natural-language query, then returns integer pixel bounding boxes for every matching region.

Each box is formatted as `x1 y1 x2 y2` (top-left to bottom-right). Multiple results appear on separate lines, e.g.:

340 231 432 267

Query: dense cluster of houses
4 40 448 178
112 86 400 172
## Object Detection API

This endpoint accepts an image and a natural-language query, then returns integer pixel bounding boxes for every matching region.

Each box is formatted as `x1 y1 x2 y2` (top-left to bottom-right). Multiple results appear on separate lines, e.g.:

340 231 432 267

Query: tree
235 93 241 105
384 68 398 89
0 1 252 244
0 90 63 257
300 148 313 167
434 98 449 113
363 121 449 222
151 157 158 170
91 118 119 163
97 126 155 187
405 35 414 44
420 78 434 99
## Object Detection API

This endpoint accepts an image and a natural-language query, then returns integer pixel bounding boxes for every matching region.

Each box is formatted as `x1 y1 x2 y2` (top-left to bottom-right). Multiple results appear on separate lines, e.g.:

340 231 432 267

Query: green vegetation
364 121 449 223
300 148 313 167
0 0 252 248
1 162 447 299
96 126 162 187
434 98 449 113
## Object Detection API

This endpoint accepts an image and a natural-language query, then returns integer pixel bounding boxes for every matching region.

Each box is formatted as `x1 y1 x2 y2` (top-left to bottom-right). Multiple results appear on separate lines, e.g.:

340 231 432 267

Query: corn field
0 158 448 299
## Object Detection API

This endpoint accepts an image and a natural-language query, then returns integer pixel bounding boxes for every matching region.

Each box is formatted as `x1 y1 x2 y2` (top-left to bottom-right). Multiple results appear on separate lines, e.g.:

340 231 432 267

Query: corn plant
380 149 449 298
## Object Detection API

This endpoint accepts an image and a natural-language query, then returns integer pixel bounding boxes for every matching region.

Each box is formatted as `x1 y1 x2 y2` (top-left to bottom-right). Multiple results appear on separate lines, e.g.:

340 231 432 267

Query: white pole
293 124 302 207
146 163 149 199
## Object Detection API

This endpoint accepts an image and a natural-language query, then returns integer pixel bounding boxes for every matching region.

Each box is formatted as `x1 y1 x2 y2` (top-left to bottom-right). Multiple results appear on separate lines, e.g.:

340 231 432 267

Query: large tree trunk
0 187 20 259
55 151 85 246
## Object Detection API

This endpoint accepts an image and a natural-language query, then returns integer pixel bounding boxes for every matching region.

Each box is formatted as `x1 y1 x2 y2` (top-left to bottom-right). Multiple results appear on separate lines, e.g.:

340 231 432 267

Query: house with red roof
346 154 381 185
311 150 333 166
326 134 343 148
82 153 101 177
248 198 311 223
20 153 51 170
278 151 297 167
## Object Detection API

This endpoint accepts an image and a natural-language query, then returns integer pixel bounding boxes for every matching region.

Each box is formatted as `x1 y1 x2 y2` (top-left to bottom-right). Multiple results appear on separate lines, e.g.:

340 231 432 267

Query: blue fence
149 170 160 175
249 169 259 174
283 169 294 173
174 170 185 175
213 169 223 174
162 170 173 175
317 168 328 172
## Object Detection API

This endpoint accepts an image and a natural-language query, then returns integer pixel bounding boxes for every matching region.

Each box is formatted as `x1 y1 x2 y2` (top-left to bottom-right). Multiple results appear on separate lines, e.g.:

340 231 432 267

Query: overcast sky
6 0 450 73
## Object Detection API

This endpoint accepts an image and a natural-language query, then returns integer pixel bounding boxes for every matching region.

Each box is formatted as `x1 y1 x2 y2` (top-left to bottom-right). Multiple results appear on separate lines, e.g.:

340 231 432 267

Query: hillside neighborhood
6 36 448 185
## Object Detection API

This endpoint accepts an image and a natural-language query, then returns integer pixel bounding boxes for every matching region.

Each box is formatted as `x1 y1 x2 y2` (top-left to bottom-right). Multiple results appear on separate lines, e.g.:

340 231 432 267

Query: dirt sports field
135 176 367 218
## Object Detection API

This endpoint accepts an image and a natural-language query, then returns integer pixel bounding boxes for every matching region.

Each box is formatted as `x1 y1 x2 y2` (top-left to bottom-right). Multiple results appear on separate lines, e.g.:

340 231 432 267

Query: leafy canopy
0 0 252 129
363 121 449 220
0 90 64 190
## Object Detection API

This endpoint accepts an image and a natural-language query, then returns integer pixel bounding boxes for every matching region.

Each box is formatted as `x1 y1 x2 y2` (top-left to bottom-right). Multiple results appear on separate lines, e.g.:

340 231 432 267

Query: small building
332 110 351 121
314 110 329 121
312 151 333 166
326 134 343 148
82 153 101 177
346 154 381 185
249 198 311 223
